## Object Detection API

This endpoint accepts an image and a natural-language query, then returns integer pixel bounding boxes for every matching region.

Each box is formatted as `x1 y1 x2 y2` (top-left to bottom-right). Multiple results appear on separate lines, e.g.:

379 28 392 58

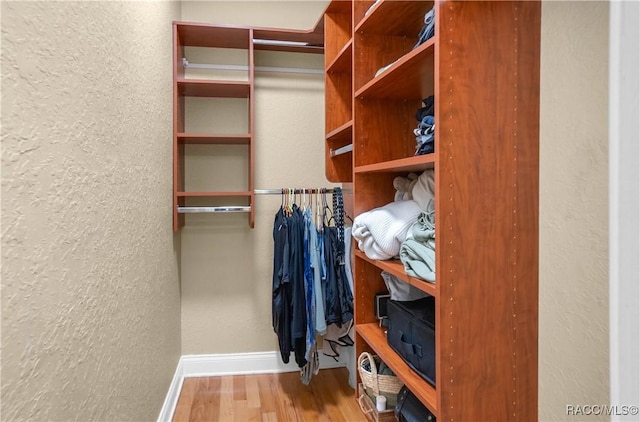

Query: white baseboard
157 357 185 422
157 351 348 421
182 350 345 378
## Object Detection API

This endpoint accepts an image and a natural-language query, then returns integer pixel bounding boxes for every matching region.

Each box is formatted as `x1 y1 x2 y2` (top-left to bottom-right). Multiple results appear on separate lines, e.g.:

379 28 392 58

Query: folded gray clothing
410 206 435 241
400 208 436 283
411 169 435 213
381 271 429 301
400 239 436 283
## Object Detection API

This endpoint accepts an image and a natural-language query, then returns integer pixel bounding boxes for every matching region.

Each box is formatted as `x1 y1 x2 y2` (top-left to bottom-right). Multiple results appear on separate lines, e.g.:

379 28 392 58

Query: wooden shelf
354 154 435 174
355 39 435 100
177 79 250 98
354 250 436 297
176 23 251 49
326 120 353 143
175 21 324 54
355 1 434 37
357 322 438 416
326 40 353 74
325 1 352 66
177 133 251 144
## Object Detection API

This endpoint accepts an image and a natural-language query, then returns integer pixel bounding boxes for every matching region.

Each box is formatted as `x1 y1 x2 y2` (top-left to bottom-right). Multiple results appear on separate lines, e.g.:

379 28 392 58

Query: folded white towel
352 200 422 260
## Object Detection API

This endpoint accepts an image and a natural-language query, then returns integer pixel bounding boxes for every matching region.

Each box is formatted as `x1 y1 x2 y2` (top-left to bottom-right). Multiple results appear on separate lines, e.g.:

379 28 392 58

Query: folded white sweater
352 200 422 260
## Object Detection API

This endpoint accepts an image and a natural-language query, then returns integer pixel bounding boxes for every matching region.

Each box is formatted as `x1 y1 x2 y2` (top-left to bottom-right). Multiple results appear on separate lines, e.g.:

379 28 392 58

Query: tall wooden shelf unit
323 1 541 420
173 22 324 231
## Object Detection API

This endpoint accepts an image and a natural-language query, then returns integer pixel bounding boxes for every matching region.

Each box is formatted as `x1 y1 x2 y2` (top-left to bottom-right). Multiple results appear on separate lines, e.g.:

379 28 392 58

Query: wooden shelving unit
324 1 354 183
324 1 541 420
173 23 255 231
173 21 324 230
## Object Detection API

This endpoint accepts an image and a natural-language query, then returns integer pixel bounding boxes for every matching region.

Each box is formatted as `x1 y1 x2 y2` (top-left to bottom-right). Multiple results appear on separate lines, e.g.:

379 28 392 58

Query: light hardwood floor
172 367 368 422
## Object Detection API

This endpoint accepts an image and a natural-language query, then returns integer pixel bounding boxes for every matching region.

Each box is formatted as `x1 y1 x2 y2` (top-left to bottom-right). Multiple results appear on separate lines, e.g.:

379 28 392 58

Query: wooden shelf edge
177 78 251 98
354 0 385 33
177 78 250 86
357 323 438 417
326 39 353 74
354 250 436 297
326 120 353 142
354 155 435 174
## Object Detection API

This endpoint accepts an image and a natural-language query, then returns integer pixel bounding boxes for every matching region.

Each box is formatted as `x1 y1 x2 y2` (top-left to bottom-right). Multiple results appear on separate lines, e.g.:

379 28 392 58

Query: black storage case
386 296 436 386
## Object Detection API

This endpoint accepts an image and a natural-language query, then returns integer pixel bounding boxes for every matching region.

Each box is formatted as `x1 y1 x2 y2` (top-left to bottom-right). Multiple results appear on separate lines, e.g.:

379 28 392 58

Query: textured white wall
539 2 610 420
178 1 330 354
1 2 181 420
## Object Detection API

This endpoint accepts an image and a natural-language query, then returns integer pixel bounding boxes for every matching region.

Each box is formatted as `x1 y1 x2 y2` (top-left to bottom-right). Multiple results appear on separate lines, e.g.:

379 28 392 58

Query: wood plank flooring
172 367 368 422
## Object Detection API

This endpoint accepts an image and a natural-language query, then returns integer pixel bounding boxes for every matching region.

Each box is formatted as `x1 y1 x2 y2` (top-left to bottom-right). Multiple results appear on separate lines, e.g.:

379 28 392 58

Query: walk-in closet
2 1 626 421
172 1 541 420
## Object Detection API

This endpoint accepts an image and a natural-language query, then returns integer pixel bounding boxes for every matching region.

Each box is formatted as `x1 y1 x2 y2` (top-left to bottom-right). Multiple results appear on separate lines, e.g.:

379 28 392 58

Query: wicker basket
358 352 403 407
358 384 396 422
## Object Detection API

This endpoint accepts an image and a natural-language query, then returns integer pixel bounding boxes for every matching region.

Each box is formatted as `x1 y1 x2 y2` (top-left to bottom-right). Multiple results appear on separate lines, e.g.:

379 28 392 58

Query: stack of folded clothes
414 96 435 155
399 201 436 283
352 170 435 262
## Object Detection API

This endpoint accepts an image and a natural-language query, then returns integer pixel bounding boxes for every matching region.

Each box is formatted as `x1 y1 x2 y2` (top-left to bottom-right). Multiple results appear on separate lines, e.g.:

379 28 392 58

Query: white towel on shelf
352 200 422 260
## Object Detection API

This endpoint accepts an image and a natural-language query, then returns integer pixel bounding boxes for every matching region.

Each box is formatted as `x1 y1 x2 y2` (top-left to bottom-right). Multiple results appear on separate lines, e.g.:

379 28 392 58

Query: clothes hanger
315 189 321 230
289 188 295 215
302 188 307 212
323 188 334 226
286 188 292 217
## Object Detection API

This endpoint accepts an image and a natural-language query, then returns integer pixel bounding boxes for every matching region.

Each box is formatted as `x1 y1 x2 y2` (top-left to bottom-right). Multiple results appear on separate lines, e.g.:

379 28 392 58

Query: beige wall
539 1 609 420
1 2 181 421
179 1 330 354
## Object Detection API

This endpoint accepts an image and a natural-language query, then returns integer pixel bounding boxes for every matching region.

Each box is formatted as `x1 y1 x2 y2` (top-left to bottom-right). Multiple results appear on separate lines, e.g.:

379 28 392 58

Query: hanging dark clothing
272 194 354 374
323 226 354 327
288 206 308 367
272 207 292 363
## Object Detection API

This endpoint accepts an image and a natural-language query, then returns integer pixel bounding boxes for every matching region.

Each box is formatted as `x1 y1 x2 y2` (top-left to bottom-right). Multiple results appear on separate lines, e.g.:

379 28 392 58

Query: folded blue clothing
415 142 434 156
413 7 435 50
414 115 435 155
414 124 434 137
416 96 435 121
415 133 434 155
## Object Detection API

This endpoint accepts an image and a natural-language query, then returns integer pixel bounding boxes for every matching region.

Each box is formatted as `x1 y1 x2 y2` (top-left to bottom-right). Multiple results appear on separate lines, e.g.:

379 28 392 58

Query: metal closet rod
330 144 353 157
252 39 324 50
182 59 323 75
177 188 350 214
255 188 346 194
